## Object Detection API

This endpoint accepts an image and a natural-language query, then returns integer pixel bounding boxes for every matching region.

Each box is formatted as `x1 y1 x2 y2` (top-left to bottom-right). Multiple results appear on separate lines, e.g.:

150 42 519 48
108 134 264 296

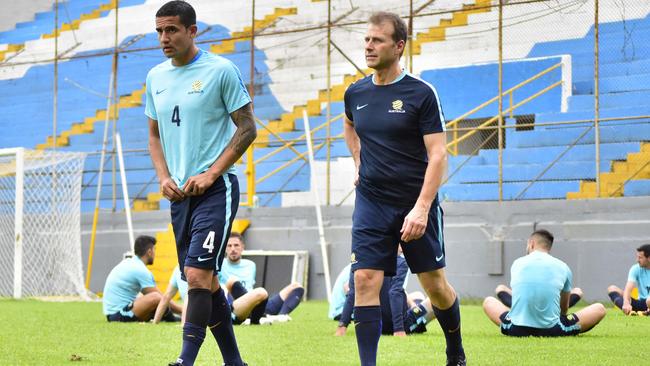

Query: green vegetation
0 300 645 365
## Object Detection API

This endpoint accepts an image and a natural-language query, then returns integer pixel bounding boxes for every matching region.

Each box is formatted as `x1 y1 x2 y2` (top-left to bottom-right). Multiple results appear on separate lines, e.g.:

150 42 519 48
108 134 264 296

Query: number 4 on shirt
171 105 181 126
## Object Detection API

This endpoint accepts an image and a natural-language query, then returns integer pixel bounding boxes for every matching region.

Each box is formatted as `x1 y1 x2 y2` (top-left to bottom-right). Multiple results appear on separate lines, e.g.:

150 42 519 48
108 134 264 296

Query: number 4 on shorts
202 231 215 253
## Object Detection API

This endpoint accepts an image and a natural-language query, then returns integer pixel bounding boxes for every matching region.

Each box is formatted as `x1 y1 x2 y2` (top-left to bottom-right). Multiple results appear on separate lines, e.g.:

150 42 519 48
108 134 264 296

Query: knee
185 268 211 289
573 287 583 297
482 296 496 309
607 285 620 293
593 303 607 319
423 280 449 298
354 270 381 294
253 288 268 301
495 284 509 294
289 282 303 291
225 277 239 292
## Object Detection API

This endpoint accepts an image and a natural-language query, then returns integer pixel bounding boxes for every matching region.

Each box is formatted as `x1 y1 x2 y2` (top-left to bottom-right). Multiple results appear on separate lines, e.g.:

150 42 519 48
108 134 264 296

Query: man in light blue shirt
220 233 305 325
483 229 606 336
103 236 167 322
147 2 256 365
607 243 650 315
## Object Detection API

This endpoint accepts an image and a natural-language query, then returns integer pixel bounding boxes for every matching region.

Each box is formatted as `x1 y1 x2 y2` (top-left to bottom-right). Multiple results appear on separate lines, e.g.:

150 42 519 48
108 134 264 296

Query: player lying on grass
607 243 650 316
103 236 180 322
483 229 606 337
335 250 436 337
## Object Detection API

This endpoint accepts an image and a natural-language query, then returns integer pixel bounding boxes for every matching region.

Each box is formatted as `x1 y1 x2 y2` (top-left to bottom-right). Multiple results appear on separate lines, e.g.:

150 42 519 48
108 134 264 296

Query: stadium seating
2 0 650 210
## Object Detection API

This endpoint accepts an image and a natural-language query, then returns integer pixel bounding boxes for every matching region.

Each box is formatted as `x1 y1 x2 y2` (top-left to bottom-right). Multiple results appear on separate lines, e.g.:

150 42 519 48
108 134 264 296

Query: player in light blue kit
483 230 606 336
607 244 650 315
329 263 352 321
103 236 178 322
153 266 188 324
220 232 304 324
146 2 256 365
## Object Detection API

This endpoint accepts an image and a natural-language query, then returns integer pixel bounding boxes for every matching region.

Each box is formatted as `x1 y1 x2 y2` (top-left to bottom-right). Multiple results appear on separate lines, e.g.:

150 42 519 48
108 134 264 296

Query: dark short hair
369 11 408 44
531 229 554 249
134 235 156 257
229 232 244 244
637 244 650 257
156 1 196 28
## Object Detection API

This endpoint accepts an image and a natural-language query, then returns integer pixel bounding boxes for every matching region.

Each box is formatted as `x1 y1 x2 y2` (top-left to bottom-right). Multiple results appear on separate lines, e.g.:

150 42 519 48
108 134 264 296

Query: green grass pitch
0 300 646 365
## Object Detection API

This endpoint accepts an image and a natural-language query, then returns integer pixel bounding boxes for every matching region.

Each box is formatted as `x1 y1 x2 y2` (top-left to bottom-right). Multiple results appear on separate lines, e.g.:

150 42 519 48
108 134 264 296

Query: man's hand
182 171 217 196
161 177 185 202
400 204 429 242
622 301 632 315
354 165 360 186
335 325 347 336
393 331 407 337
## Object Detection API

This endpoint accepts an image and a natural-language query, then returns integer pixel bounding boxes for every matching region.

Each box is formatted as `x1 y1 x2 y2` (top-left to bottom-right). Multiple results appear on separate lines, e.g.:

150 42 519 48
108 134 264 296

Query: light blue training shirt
102 257 157 316
218 258 256 291
628 263 650 299
329 264 351 319
168 266 189 302
145 49 252 187
509 250 572 328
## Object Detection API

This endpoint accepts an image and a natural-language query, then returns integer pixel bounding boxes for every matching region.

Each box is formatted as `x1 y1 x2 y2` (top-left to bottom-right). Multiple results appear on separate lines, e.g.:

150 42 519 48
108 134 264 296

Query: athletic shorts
106 302 138 322
171 174 239 278
351 189 445 276
404 305 428 334
499 312 581 337
632 298 649 311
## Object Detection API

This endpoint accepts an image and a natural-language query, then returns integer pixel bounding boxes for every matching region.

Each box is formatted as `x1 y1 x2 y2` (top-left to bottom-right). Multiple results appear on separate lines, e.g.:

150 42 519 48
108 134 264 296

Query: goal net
0 148 86 298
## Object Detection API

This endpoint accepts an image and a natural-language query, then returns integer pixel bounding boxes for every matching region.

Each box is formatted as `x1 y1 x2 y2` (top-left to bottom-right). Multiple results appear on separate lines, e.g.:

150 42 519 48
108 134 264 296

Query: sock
250 298 268 324
432 297 465 360
179 288 211 366
230 281 248 300
353 306 382 366
569 293 581 307
496 291 512 308
608 291 623 309
208 288 243 366
279 287 305 315
264 293 284 315
162 307 179 322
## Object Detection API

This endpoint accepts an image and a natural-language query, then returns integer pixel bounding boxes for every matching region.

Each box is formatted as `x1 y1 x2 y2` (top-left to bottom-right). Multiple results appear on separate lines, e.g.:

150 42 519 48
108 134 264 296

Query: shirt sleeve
144 72 157 120
562 265 573 292
220 61 252 114
418 86 445 135
168 269 178 290
389 258 409 332
343 85 353 121
628 265 639 284
339 270 355 327
137 268 157 290
249 260 256 289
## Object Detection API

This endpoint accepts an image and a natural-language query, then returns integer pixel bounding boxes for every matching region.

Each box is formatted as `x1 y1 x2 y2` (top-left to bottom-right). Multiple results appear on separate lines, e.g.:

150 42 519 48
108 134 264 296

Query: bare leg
231 288 268 321
482 296 509 326
132 292 163 321
574 303 606 333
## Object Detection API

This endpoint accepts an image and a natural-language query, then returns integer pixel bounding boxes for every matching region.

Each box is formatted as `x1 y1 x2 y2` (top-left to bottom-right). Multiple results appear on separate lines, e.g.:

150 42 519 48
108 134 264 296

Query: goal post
243 250 309 298
0 148 87 299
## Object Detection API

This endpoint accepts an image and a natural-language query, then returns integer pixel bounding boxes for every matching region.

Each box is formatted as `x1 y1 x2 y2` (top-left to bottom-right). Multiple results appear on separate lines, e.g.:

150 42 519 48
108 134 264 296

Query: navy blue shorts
404 305 428 334
106 302 138 322
171 174 239 278
499 312 581 337
351 189 445 276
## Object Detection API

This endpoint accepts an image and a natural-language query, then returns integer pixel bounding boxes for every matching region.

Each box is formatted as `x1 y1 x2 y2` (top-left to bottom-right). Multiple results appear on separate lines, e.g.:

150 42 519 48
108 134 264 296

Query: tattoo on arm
228 103 257 156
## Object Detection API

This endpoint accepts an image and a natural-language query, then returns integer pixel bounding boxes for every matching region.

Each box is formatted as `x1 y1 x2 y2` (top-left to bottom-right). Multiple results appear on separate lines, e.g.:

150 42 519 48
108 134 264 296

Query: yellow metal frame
240 113 345 205
445 62 563 155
